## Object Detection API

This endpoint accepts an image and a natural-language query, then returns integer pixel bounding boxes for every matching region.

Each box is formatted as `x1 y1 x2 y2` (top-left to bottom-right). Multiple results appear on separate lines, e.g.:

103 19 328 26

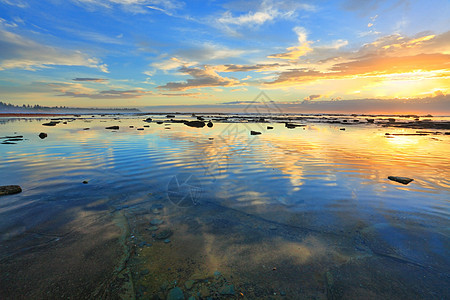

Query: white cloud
0 28 109 72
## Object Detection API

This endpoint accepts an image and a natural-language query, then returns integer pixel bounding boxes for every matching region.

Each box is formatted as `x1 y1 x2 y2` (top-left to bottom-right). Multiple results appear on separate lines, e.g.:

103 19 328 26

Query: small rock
83 128 90 130
166 287 184 300
150 219 164 225
129 125 134 128
164 239 171 243
184 120 205 128
207 121 213 128
156 229 173 240
105 126 119 130
137 128 144 131
144 125 150 127
267 126 273 130
38 132 47 139
42 122 58 126
0 185 22 196
82 180 88 184
388 176 414 185
340 128 346 131
219 285 235 295
148 226 159 231
250 131 261 135
185 280 195 290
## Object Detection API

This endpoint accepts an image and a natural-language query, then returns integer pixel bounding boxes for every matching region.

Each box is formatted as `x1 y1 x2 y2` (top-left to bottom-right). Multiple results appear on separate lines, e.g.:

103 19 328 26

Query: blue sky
0 0 449 111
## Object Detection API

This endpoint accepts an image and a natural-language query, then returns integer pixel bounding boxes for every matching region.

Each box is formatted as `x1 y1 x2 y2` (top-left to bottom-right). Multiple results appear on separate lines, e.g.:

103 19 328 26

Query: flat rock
105 126 119 130
184 120 205 128
150 219 164 225
219 284 235 295
0 185 22 196
250 131 261 135
166 287 184 300
388 176 414 185
156 229 173 240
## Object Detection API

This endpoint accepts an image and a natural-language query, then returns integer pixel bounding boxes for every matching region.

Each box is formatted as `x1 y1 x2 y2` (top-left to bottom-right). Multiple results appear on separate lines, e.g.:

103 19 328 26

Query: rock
82 180 88 184
184 280 195 290
207 121 213 127
366 119 375 123
267 126 273 129
150 219 164 225
199 286 210 298
42 122 58 126
250 131 261 135
83 128 90 130
164 239 171 243
137 128 144 131
156 229 173 240
0 185 22 196
219 285 235 295
184 120 205 128
156 121 164 124
388 176 414 185
144 125 150 127
38 132 48 139
129 125 134 128
166 287 184 300
197 116 205 121
106 126 119 130
148 226 159 231
166 114 175 118
213 271 221 277
340 128 345 131
144 117 153 122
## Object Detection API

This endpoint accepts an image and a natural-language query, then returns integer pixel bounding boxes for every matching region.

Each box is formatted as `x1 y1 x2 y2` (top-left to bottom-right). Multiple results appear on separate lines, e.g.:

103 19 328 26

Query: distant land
0 101 140 113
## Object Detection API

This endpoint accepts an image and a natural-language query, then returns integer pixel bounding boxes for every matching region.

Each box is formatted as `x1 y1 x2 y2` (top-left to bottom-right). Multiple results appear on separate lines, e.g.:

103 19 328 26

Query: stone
184 120 205 128
267 126 273 129
38 132 47 139
388 176 414 185
250 131 261 135
219 285 235 295
0 185 22 196
156 229 173 240
150 219 164 225
164 239 171 243
199 286 210 298
166 287 184 300
106 126 119 130
207 121 213 127
137 128 144 130
82 180 88 184
83 128 90 130
340 128 345 131
42 122 58 126
185 280 195 290
148 226 159 231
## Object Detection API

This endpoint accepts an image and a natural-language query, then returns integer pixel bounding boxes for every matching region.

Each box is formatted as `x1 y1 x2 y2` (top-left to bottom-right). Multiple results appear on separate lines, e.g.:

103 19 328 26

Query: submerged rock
105 126 119 130
388 176 414 185
38 132 48 139
156 229 173 240
0 185 22 196
150 219 164 225
166 287 184 300
219 284 235 295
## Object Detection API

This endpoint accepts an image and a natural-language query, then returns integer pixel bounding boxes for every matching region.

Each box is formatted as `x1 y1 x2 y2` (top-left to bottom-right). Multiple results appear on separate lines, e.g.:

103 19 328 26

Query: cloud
268 26 312 60
303 94 321 101
157 66 240 91
72 0 184 14
0 0 28 8
159 92 203 97
219 63 284 72
59 89 150 99
0 28 109 72
73 78 107 82
175 42 248 62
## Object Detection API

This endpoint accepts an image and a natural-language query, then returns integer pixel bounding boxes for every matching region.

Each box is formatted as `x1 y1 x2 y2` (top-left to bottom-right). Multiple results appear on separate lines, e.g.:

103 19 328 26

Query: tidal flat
0 114 449 299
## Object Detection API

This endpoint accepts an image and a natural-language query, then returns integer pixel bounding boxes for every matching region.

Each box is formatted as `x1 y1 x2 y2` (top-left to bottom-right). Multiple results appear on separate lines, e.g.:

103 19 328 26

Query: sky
0 0 449 113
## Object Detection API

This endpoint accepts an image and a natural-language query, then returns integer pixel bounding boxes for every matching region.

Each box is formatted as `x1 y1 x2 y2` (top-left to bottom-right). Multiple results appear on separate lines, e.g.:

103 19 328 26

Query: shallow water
0 116 449 299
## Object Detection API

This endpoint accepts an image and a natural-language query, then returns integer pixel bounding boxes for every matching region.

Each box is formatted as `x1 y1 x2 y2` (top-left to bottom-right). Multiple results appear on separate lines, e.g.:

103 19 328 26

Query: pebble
185 280 195 290
148 226 159 231
156 229 173 240
219 284 235 295
164 239 171 243
167 287 184 300
150 219 164 225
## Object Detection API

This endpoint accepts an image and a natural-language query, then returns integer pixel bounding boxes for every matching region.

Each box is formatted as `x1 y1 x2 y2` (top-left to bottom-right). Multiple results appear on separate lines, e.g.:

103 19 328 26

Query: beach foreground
0 114 449 299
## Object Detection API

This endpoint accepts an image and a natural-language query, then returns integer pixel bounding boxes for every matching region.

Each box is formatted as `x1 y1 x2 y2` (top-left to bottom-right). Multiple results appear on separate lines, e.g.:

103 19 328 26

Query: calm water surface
0 116 449 299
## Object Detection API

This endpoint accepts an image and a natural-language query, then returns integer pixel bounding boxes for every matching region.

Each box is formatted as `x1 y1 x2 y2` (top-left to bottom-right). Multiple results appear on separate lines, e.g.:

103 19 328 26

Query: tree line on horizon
0 101 139 112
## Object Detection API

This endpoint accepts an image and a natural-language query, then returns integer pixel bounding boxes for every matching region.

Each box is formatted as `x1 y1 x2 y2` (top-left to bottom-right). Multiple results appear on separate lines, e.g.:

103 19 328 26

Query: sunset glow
0 0 449 112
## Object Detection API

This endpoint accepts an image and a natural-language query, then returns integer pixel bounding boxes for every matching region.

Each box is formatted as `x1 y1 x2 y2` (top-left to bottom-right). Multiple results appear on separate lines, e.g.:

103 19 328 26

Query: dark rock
250 131 261 135
156 229 173 240
144 117 153 122
388 176 414 185
166 114 175 118
144 125 150 127
366 119 375 123
82 181 88 184
197 116 205 121
150 219 164 225
267 126 273 129
42 122 58 126
207 121 213 127
184 120 205 128
166 287 184 300
219 285 235 295
137 128 144 130
340 128 346 131
39 133 48 139
0 185 22 196
1 141 16 144
156 121 164 124
129 125 134 128
106 126 119 130
83 128 90 130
